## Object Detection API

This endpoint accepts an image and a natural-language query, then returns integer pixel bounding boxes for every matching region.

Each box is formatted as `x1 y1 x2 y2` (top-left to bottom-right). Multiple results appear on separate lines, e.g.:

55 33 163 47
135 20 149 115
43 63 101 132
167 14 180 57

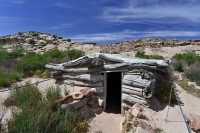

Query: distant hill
1 31 200 54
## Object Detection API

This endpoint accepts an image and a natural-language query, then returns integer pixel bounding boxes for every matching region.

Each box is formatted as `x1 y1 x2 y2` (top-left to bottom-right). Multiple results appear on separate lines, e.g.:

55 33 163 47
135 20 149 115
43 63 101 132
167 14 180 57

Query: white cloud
101 0 200 24
70 30 200 42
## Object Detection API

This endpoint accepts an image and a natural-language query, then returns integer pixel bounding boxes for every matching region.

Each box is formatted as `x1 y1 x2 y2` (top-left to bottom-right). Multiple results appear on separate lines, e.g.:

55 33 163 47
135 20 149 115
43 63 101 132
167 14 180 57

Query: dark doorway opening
106 72 121 113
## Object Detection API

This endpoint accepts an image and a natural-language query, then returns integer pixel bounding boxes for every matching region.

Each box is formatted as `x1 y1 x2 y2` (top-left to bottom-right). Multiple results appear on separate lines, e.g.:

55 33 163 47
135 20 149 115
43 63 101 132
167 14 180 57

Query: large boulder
76 105 95 121
186 113 200 132
61 98 89 110
72 92 83 100
131 103 143 117
88 95 99 108
80 88 94 97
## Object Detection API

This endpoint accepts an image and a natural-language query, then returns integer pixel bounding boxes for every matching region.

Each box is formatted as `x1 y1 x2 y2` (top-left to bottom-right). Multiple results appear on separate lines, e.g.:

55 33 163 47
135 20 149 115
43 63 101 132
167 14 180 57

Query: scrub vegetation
0 49 84 88
135 50 164 59
3 85 89 133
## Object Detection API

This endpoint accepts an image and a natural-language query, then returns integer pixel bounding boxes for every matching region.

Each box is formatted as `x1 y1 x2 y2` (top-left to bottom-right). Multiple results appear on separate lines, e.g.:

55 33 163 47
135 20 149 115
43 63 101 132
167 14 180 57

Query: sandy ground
145 83 200 133
0 77 200 133
88 112 123 133
144 45 200 59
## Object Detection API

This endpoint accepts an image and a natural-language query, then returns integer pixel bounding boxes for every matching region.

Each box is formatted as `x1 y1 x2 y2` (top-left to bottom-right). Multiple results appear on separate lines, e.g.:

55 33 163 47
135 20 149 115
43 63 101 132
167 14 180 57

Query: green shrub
3 96 15 107
175 75 200 98
15 52 48 75
135 50 164 59
0 50 11 60
172 52 200 65
0 50 24 61
0 69 22 88
172 53 200 86
45 86 61 103
32 33 39 36
0 49 84 87
66 49 85 60
184 63 200 85
156 80 176 103
155 69 176 103
171 61 184 72
11 85 42 109
4 85 88 133
44 49 66 58
66 38 71 42
10 50 24 58
135 50 145 57
29 39 36 44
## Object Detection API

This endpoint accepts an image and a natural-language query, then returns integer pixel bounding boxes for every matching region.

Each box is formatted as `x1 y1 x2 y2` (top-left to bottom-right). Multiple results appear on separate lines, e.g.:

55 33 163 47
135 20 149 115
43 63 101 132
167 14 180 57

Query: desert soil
0 77 200 133
88 112 123 133
145 83 200 133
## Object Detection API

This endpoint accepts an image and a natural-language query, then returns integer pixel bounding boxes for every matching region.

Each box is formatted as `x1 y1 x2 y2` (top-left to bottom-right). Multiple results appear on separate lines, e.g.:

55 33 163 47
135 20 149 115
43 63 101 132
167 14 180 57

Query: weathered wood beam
123 75 151 85
122 79 150 88
122 88 143 97
122 85 144 92
122 93 147 105
62 74 103 83
45 64 103 73
64 79 103 87
62 56 104 68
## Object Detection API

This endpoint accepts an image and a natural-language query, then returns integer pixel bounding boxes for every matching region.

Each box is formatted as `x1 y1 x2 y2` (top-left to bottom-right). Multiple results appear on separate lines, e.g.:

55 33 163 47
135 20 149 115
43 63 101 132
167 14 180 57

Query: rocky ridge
1 31 200 55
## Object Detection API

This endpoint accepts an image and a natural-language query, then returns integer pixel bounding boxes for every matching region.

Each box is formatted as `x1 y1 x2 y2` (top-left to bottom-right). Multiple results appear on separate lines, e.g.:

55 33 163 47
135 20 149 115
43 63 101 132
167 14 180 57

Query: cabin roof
45 53 169 73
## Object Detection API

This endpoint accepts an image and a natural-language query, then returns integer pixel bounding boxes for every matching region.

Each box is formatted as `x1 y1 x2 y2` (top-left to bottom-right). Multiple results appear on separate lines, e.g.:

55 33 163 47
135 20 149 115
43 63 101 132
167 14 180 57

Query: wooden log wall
121 70 157 107
63 73 104 106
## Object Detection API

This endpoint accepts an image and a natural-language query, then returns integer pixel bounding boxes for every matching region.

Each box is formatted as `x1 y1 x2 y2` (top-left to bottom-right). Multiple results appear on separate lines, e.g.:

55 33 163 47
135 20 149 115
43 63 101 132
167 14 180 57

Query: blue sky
0 0 200 43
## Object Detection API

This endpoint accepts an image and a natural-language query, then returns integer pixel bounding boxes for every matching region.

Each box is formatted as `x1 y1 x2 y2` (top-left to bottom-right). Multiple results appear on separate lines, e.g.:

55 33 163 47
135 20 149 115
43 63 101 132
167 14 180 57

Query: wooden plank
64 79 103 87
62 74 103 83
122 93 147 105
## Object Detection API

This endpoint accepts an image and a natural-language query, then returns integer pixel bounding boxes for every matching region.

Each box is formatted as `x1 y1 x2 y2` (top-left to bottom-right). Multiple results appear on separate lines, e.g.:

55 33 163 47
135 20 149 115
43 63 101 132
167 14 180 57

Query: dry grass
173 74 200 98
3 85 89 133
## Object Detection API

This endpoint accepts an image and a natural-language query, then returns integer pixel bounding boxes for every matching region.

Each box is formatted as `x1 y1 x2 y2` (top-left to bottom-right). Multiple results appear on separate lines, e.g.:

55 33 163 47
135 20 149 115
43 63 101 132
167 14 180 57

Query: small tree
66 38 71 42
29 39 36 44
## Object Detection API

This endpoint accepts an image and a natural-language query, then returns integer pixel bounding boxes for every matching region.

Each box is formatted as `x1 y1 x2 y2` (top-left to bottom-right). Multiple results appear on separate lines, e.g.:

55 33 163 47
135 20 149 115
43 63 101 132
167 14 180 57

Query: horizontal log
64 79 103 87
122 79 148 88
62 56 104 68
98 53 169 67
45 64 103 73
122 88 143 97
122 93 147 105
104 64 167 72
62 74 103 83
122 85 144 91
46 63 167 73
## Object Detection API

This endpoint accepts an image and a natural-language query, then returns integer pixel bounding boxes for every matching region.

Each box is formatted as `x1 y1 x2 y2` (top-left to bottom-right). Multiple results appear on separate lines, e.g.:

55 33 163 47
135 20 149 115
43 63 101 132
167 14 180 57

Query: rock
76 105 95 121
61 97 89 110
80 88 94 97
135 127 155 133
131 103 143 117
88 95 99 108
133 120 139 127
1 106 21 132
57 94 72 104
135 121 155 133
72 92 83 100
97 96 104 107
90 87 103 94
186 113 200 132
92 107 103 114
